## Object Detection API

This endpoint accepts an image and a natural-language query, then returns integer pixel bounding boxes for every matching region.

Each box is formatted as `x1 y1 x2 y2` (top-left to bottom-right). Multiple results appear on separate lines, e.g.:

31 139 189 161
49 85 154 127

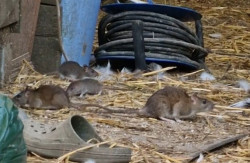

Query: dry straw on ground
1 0 249 162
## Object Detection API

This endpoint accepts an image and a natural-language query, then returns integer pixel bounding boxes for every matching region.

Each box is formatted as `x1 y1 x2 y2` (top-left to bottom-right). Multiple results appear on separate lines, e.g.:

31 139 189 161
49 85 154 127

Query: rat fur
97 86 214 121
59 61 98 81
12 85 113 111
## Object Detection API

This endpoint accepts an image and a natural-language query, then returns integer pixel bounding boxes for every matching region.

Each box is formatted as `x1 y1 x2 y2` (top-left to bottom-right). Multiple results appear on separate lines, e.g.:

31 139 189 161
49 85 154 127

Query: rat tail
82 104 123 113
103 86 131 91
83 104 139 114
70 103 139 114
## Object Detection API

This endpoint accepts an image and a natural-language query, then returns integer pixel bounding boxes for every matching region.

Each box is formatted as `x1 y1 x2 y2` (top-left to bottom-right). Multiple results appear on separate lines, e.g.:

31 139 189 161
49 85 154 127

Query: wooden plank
35 5 58 37
31 2 62 73
31 36 61 73
0 0 20 29
0 0 41 85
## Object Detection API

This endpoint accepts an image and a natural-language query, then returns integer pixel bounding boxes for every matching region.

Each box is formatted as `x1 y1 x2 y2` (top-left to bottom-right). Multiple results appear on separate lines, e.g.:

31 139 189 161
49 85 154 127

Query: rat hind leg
159 101 184 123
172 102 193 121
51 93 69 109
29 98 43 108
151 99 175 122
31 98 59 110
79 90 88 97
172 101 185 119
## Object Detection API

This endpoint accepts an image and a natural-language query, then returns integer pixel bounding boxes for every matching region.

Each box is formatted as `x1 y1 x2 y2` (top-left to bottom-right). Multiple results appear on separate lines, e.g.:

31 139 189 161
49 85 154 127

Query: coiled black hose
95 10 208 69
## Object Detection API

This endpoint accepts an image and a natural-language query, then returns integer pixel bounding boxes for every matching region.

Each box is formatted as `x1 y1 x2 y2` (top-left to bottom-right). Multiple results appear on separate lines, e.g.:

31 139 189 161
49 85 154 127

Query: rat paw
174 118 184 123
79 94 85 98
159 117 176 124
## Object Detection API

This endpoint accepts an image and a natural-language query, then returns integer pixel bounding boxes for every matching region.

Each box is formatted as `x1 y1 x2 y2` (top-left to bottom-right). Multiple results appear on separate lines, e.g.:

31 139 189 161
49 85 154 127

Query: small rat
97 86 214 122
66 78 103 97
66 78 129 97
12 85 113 110
59 61 98 81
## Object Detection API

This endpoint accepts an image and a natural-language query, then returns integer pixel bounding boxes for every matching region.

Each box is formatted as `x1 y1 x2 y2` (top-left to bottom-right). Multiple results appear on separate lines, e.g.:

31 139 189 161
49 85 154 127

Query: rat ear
25 86 29 91
24 90 31 97
82 65 88 71
191 93 198 104
24 86 32 97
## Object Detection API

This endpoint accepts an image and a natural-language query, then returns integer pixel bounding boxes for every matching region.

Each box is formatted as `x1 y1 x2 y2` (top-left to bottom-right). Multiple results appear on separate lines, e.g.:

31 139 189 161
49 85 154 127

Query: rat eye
16 94 21 98
202 100 207 104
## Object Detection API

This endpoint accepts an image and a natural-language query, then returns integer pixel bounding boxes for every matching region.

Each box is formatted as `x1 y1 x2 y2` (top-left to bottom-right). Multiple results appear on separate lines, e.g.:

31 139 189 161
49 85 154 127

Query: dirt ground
1 0 249 162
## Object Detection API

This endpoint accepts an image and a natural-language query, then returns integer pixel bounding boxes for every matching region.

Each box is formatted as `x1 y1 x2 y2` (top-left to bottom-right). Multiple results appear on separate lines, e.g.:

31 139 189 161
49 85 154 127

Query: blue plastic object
101 0 202 22
60 0 101 65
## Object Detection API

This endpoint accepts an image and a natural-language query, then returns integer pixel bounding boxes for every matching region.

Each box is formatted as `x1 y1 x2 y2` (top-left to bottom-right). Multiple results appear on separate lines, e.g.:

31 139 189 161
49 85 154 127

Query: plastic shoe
18 111 131 163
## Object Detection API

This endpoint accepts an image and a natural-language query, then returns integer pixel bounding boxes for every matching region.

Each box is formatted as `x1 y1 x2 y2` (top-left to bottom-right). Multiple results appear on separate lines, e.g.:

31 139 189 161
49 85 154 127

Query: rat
12 85 114 110
12 85 70 110
66 78 103 97
96 86 214 122
59 61 99 81
66 78 129 97
139 86 214 122
55 0 98 80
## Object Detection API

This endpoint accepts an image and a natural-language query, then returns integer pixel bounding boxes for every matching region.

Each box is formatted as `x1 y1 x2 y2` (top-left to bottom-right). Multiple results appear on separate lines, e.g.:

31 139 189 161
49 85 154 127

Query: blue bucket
60 0 101 66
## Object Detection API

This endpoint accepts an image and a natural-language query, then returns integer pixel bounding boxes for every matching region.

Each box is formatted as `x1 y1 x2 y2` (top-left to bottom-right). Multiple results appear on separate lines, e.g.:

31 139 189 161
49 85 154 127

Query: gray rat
66 78 129 97
98 86 214 122
12 85 112 110
66 79 103 97
59 61 98 81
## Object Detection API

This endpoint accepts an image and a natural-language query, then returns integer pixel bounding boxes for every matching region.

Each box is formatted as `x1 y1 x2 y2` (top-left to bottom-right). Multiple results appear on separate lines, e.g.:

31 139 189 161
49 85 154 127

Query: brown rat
13 85 70 110
66 78 129 97
97 86 214 121
140 86 214 121
12 84 113 110
59 61 98 81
